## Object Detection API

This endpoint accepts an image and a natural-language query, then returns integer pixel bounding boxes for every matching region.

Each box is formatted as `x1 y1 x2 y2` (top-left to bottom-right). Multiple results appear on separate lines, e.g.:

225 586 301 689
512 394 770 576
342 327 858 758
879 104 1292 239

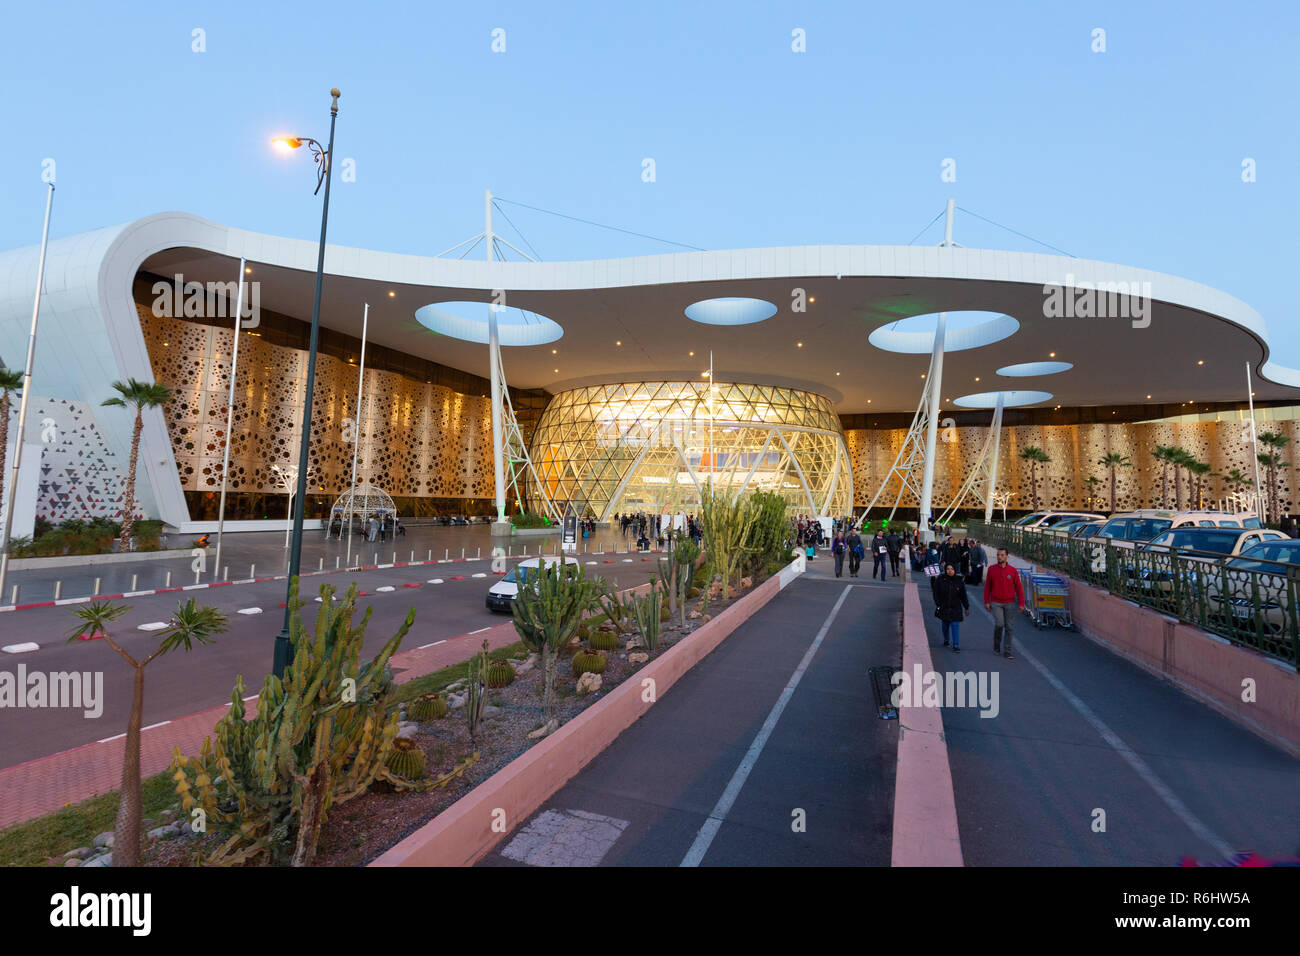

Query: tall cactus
512 560 604 720
699 479 759 600
169 579 414 867
466 639 489 741
631 581 663 652
656 533 700 628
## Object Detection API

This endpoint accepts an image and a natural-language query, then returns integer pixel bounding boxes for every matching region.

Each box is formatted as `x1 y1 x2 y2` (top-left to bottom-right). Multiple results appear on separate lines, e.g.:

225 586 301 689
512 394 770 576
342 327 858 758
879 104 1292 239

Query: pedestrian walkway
919 558 1300 865
0 617 519 831
480 574 904 867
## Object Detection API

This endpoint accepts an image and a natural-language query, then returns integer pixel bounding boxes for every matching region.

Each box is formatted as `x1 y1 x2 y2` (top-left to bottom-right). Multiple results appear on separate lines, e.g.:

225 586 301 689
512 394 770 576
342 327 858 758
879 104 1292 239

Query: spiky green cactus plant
169 579 412 867
386 737 426 780
588 629 619 652
600 589 635 634
408 693 448 721
466 640 489 741
572 648 607 676
513 560 604 720
486 657 515 688
632 582 663 652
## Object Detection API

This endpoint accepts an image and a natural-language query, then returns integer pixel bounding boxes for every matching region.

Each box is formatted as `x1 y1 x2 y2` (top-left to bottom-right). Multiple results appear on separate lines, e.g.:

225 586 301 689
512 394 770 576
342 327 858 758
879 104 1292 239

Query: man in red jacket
983 547 1025 660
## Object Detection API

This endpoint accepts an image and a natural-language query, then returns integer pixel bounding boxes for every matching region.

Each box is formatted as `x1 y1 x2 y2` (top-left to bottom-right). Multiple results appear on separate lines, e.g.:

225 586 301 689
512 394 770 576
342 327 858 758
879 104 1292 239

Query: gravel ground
139 586 748 866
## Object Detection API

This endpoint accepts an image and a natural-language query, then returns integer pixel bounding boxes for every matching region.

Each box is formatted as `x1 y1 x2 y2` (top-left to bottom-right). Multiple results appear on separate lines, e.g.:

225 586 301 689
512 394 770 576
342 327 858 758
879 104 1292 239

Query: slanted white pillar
918 199 956 543
984 392 1005 523
486 189 509 535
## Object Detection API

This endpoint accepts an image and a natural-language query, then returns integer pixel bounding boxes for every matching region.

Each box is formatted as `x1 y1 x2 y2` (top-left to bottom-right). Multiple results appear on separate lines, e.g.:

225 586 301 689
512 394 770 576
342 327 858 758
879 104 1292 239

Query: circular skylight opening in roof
415 301 563 346
953 390 1053 409
996 361 1073 377
868 311 1019 354
684 297 778 326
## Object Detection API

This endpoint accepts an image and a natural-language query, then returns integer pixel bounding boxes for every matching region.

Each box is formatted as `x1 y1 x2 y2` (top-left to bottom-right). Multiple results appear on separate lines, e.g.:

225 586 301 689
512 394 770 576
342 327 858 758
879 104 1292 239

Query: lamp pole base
491 520 512 538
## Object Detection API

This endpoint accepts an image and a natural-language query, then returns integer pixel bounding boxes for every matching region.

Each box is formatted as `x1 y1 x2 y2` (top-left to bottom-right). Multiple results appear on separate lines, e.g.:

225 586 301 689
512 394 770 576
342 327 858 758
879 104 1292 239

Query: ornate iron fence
968 519 1299 669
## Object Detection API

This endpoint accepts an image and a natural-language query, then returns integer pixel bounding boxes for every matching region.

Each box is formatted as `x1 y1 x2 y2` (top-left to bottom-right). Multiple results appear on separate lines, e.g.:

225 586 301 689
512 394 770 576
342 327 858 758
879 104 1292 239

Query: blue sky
4 1 1297 364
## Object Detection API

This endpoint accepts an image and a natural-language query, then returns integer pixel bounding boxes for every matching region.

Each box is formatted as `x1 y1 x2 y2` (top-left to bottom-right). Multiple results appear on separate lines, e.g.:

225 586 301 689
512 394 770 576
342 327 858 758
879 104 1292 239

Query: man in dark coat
832 532 846 578
871 531 888 580
846 528 863 577
886 529 903 577
935 562 970 652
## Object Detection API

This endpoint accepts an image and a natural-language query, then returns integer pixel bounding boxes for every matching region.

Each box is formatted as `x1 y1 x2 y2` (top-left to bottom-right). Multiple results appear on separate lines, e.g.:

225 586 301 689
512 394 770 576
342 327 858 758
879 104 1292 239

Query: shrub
385 738 426 781
486 658 515 688
513 562 604 720
588 629 618 652
572 649 607 677
407 693 448 721
510 511 551 529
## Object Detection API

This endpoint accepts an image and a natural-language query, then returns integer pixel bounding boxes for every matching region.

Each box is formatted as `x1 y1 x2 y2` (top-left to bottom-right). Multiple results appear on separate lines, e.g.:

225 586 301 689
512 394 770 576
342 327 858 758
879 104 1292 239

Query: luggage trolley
1020 569 1073 629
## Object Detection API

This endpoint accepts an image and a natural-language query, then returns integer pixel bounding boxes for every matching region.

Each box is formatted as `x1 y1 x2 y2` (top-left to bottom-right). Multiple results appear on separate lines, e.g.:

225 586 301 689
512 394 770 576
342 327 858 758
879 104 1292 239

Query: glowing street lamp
269 88 339 679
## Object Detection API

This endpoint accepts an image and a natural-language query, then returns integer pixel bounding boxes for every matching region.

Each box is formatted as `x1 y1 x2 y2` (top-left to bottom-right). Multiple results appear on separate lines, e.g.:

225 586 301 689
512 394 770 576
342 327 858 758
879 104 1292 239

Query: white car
485 555 582 612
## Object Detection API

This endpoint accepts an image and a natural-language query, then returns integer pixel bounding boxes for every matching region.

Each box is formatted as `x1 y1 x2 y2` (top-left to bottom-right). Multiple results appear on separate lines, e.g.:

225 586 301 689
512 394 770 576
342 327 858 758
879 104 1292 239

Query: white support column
984 392 1005 523
486 189 509 536
917 312 945 542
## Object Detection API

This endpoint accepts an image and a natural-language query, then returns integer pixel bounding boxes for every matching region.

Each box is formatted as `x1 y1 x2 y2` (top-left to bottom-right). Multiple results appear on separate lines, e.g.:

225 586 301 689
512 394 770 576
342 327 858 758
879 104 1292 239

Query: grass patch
392 640 530 703
0 770 177 867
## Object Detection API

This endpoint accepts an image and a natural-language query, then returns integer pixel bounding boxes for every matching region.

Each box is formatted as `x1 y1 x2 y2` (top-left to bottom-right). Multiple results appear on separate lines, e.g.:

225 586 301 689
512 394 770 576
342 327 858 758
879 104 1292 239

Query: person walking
832 532 846 577
924 541 943 600
846 527 863 577
935 562 970 652
871 530 888 580
983 547 1025 660
966 539 986 585
886 528 902 577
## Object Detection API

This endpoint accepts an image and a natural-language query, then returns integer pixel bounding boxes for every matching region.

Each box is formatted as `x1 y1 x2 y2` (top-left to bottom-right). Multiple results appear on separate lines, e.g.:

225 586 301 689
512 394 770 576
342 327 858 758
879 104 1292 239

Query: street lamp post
271 88 339 678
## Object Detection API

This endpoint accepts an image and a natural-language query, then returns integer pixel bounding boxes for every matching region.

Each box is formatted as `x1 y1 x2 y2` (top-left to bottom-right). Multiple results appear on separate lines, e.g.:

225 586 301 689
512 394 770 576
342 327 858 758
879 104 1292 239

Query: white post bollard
223 566 229 581
319 557 324 571
336 556 341 569
249 564 255 580
9 585 17 605
166 570 174 587
54 580 63 600
194 567 201 584
94 577 102 595
130 574 138 592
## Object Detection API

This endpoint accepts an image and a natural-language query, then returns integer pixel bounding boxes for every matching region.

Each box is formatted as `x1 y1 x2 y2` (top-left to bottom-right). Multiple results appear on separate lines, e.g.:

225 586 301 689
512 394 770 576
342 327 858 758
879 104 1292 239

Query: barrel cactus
486 658 515 688
385 737 426 781
408 693 448 721
572 648 607 677
588 629 618 652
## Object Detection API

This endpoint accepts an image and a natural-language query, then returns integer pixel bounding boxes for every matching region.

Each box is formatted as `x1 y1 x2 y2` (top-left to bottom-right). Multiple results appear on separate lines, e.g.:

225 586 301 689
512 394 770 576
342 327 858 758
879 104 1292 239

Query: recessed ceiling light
974 376 980 382
388 291 396 298
554 368 559 373
1197 359 1204 366
616 340 621 346
867 399 872 404
809 296 816 303
1147 394 1152 399
1049 351 1056 358
551 348 557 354
688 350 694 357
244 266 252 274
835 371 840 376
797 342 803 348
701 371 710 378
921 373 926 378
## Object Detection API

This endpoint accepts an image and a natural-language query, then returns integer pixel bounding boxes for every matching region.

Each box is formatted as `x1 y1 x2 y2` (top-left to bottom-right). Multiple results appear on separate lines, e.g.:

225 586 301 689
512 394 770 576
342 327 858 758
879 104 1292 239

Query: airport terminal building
2 210 1299 532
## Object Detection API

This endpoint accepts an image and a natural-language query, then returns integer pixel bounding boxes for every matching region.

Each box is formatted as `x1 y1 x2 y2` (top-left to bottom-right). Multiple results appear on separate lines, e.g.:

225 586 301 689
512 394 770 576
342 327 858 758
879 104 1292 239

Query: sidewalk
0 617 520 831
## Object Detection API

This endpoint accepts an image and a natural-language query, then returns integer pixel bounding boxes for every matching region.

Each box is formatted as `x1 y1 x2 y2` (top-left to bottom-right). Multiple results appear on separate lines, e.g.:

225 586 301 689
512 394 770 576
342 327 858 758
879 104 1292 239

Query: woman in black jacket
935 562 970 652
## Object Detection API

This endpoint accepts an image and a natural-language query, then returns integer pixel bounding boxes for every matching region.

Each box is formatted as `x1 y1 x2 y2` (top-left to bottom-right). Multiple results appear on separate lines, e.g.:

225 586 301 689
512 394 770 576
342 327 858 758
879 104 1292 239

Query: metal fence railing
967 519 1300 670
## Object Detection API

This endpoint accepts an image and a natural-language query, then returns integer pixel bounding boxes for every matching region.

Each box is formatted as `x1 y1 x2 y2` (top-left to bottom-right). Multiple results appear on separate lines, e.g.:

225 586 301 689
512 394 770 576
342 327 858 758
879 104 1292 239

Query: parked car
485 555 581 612
1124 527 1287 593
1202 538 1300 638
1014 510 1106 529
1070 520 1105 539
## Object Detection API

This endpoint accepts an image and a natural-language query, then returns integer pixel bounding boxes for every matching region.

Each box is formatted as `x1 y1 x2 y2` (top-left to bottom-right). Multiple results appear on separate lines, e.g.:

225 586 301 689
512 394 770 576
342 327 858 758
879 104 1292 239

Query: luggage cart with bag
1019 568 1073 629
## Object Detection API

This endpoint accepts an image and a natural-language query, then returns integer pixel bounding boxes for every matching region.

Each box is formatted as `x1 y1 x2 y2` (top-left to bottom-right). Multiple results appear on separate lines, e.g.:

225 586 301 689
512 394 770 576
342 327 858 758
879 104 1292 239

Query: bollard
165 570 172 588
392 550 397 565
508 545 512 557
194 567 201 585
223 566 229 581
319 557 324 571
130 574 138 592
336 556 340 570
461 548 465 560
477 547 481 560
373 552 378 566
445 548 449 560
9 585 17 605
94 577 102 596
249 564 255 580
410 550 414 564
54 580 62 600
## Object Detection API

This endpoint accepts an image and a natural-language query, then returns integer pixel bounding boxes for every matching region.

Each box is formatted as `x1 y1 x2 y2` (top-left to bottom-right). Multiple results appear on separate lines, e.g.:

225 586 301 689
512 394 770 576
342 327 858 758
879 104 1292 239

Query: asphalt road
920 574 1300 865
0 549 661 768
480 566 905 867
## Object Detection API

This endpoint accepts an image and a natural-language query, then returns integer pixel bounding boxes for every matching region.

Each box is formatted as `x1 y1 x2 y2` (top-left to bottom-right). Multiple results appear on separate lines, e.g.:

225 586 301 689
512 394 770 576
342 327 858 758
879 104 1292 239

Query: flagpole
708 351 714 491
344 303 369 568
212 257 247 580
0 183 55 605
1246 361 1265 522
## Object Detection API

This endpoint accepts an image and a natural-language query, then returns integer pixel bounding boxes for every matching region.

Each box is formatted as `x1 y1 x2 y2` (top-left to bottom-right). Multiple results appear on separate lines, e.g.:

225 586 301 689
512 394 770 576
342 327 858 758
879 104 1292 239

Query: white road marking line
376 586 396 592
622 559 633 563
141 720 171 731
428 579 444 584
2 642 40 654
242 694 259 702
472 572 487 578
586 561 597 565
237 607 262 615
470 626 492 634
417 639 448 649
137 622 167 631
97 733 126 744
681 583 853 867
971 602 1235 860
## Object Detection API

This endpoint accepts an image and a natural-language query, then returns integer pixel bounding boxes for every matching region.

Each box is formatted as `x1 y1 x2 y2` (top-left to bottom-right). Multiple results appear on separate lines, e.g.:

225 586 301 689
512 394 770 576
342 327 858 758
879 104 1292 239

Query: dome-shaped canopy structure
330 484 397 522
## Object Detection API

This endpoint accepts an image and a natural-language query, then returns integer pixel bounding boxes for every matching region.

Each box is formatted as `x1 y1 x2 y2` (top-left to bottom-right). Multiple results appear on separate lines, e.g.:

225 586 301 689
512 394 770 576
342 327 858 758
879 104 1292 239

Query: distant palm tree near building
1257 431 1291 523
102 379 175 550
1084 475 1103 511
1151 445 1176 507
1188 459 1212 510
1169 447 1196 511
0 367 22 509
1098 452 1131 511
1019 445 1051 509
1221 467 1250 508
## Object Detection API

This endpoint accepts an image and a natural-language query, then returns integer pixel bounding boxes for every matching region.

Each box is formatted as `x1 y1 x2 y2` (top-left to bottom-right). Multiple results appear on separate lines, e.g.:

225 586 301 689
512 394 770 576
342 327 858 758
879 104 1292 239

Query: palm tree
1098 452 1131 512
1151 445 1175 507
1169 447 1195 510
102 379 174 550
1084 475 1103 510
1189 460 1212 509
1257 431 1292 522
0 368 22 510
67 598 226 866
1221 467 1250 509
1019 445 1051 509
